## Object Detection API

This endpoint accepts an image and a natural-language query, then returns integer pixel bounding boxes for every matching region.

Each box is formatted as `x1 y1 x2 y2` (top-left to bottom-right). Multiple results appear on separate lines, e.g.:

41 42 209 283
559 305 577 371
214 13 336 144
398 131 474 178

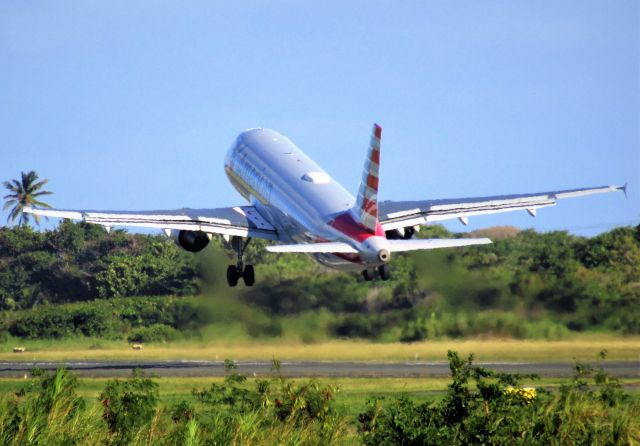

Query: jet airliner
25 125 626 286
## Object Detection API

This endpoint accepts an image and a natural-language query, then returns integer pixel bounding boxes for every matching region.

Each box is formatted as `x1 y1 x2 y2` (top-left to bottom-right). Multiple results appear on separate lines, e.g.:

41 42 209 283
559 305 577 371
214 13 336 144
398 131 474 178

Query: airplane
24 124 626 287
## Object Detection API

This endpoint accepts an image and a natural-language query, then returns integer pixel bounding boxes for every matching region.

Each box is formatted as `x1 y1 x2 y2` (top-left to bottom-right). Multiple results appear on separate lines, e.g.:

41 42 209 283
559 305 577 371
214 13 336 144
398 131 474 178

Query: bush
127 324 179 343
8 302 121 339
0 353 636 445
99 370 159 445
332 314 376 338
399 311 570 342
0 368 102 445
359 351 640 445
5 296 211 340
194 359 339 425
0 223 200 309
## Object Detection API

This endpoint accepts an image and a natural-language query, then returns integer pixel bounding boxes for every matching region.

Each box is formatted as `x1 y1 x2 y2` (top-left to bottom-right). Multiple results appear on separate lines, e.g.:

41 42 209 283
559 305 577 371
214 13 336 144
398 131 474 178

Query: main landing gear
362 264 391 281
227 236 255 287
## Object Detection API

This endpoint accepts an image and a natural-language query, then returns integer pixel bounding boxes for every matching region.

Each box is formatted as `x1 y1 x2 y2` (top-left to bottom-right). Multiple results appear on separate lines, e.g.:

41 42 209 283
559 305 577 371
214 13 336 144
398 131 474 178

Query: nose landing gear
227 237 255 287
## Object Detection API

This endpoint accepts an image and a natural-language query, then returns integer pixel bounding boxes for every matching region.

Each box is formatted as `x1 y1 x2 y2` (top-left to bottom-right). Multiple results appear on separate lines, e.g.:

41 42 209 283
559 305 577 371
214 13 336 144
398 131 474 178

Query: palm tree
3 171 53 226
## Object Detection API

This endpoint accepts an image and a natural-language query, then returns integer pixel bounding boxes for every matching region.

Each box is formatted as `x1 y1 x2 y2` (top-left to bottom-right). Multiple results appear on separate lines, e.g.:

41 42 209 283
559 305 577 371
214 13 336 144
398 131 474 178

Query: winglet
621 182 628 199
353 124 382 232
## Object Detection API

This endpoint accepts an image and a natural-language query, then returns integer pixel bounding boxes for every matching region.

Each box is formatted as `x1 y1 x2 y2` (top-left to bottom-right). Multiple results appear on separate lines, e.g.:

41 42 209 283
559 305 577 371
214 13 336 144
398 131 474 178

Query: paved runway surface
0 360 638 378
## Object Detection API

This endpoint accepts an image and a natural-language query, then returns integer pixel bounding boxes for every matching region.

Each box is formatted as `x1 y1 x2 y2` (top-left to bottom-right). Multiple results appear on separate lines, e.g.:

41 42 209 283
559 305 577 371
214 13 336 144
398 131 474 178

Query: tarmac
0 360 638 378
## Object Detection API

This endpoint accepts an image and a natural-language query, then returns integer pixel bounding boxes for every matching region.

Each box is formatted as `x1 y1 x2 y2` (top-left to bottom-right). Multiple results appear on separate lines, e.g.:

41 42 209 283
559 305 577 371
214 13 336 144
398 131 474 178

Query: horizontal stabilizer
267 242 358 254
388 238 492 252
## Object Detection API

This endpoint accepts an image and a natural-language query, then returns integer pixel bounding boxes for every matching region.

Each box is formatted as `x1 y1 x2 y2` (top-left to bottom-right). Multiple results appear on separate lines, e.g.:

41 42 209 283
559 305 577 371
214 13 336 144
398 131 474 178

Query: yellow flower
505 386 536 402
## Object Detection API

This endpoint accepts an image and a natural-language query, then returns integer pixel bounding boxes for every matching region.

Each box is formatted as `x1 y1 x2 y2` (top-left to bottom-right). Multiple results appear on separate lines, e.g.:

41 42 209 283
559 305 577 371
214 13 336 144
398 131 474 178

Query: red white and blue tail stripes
354 124 382 232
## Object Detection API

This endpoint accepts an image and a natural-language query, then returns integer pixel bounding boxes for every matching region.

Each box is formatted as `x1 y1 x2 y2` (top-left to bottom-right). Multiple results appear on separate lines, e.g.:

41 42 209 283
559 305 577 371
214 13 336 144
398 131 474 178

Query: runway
0 360 638 379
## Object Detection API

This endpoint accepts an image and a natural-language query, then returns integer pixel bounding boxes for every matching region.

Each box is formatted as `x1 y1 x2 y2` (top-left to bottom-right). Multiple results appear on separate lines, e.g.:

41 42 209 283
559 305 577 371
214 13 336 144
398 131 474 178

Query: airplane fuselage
224 128 388 271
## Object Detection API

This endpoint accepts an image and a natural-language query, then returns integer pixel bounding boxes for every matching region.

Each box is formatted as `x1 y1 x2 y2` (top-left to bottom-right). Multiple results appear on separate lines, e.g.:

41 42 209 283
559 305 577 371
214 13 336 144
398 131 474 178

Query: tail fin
353 123 382 231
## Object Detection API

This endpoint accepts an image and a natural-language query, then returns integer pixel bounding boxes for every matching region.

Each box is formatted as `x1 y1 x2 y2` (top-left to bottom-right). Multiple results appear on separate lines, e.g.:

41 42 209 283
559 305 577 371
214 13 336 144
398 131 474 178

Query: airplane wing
379 184 627 231
22 205 279 240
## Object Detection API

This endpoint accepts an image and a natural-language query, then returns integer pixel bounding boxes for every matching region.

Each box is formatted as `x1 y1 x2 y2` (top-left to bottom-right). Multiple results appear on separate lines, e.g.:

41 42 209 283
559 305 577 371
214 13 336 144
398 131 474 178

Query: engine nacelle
171 230 210 252
385 226 416 240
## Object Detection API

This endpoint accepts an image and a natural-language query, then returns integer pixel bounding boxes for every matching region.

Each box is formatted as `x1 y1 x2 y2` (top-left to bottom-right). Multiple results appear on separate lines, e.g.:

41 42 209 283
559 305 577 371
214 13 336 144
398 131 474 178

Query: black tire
362 269 374 281
378 264 391 281
243 265 255 286
226 265 239 287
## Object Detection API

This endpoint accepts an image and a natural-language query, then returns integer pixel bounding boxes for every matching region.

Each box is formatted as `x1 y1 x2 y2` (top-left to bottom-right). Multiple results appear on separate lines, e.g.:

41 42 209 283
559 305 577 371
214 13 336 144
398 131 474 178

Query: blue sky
1 1 638 236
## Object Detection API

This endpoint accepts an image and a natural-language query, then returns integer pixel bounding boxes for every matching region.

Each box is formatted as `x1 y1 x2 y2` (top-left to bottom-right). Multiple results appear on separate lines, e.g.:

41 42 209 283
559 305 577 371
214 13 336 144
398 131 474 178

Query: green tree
2 170 53 226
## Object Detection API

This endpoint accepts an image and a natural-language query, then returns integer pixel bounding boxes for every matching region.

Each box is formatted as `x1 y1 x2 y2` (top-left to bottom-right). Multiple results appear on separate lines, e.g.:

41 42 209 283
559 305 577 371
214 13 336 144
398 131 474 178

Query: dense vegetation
1 222 639 342
0 352 637 445
0 222 198 309
360 351 639 445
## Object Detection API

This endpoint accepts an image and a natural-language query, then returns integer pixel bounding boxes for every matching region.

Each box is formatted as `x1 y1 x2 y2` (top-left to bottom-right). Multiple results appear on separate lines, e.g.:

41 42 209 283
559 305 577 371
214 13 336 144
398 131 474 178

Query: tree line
0 222 199 310
1 220 639 341
2 170 639 341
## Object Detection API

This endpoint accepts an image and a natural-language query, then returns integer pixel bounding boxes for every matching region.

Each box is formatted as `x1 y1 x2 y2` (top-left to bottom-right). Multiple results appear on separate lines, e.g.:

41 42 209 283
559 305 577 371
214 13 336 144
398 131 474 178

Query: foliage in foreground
359 351 640 445
0 352 638 445
0 360 348 446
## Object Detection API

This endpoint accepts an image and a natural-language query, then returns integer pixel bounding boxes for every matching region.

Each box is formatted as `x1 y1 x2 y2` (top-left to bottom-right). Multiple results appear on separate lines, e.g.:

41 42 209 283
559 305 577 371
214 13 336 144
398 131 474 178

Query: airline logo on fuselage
228 151 273 204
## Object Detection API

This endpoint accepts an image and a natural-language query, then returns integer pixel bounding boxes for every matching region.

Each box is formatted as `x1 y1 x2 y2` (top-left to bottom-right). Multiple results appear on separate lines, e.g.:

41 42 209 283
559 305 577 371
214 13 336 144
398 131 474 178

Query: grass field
2 335 640 362
1 361 638 444
0 376 449 417
2 375 638 418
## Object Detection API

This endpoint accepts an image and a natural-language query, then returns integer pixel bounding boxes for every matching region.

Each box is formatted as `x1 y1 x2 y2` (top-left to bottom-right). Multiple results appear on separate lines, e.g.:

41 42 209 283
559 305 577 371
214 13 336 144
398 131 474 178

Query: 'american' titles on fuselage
224 128 386 271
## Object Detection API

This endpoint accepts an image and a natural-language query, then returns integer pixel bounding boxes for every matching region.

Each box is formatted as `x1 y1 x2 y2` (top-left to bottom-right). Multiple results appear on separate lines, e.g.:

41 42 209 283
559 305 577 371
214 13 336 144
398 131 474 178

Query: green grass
0 376 447 416
1 354 638 445
2 334 640 362
1 376 638 419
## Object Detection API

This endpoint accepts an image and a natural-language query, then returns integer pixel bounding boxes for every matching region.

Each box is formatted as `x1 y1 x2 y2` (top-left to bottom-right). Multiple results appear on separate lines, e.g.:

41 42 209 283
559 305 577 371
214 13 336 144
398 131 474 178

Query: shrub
358 351 640 445
126 323 179 343
0 223 199 309
0 367 103 445
399 311 570 342
6 296 211 340
331 312 401 339
99 369 159 445
8 302 121 339
195 359 338 425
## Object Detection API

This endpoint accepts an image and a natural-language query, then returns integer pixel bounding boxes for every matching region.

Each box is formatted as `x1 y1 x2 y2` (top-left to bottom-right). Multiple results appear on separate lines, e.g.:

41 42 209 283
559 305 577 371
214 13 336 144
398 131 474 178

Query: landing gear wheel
228 236 256 287
227 265 239 287
362 269 374 281
378 264 391 281
243 265 255 286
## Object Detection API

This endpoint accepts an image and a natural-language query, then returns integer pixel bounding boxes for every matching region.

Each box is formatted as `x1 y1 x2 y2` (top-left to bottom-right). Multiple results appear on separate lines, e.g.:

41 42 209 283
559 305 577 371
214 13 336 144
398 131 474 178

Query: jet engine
171 230 210 252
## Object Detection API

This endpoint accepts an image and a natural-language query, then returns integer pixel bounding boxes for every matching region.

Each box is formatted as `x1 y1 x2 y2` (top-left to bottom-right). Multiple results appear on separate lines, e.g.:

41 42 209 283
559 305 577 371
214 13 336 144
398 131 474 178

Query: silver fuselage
224 128 387 271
